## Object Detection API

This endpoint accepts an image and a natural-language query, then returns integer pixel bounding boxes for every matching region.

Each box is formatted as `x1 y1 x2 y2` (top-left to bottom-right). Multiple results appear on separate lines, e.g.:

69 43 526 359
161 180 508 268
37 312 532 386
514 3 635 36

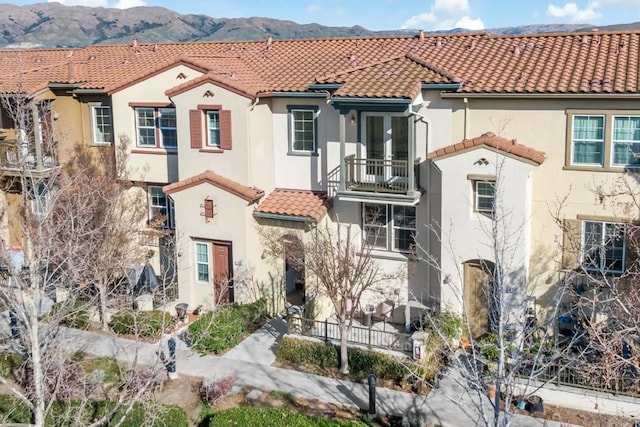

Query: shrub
110 310 174 339
200 375 235 406
188 300 269 354
277 337 411 383
51 299 90 329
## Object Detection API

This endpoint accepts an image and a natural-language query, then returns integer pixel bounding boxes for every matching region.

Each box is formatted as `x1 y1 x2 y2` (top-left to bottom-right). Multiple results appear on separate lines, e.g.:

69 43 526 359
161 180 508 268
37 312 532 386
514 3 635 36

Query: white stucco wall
433 147 535 313
111 64 203 184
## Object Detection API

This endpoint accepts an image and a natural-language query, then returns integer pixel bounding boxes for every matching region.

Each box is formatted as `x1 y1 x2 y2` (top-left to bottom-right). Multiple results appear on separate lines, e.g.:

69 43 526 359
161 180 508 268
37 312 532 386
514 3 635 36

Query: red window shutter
189 109 202 149
204 199 214 219
220 109 232 150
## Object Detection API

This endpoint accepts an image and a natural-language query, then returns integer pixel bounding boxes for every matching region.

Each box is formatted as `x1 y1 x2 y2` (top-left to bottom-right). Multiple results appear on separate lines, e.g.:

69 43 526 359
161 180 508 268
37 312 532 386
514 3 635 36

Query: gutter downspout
338 113 346 192
247 97 259 188
463 97 469 140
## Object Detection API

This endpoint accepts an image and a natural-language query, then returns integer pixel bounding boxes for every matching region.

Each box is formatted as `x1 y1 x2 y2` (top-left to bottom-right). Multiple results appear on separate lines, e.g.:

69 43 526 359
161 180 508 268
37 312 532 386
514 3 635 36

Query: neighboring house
1 30 639 330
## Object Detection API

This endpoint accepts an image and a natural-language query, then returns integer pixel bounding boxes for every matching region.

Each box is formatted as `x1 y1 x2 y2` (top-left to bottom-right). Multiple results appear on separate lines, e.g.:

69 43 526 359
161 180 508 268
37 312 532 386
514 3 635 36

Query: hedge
277 337 410 383
110 310 174 339
188 299 268 354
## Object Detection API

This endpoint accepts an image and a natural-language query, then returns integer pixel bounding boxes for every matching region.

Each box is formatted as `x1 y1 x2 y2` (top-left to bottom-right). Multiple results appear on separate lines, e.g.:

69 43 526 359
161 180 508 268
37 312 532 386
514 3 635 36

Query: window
362 203 416 252
474 181 496 214
207 111 220 147
30 182 53 216
135 107 177 149
91 105 112 145
288 105 318 155
189 106 232 151
612 116 640 167
148 186 174 229
567 111 640 169
582 220 626 273
195 242 210 283
572 115 605 165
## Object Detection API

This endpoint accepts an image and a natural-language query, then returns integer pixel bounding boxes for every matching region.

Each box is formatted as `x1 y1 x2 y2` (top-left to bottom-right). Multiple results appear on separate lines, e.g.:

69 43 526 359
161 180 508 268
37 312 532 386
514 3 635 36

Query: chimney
513 45 521 57
266 36 273 47
418 30 424 40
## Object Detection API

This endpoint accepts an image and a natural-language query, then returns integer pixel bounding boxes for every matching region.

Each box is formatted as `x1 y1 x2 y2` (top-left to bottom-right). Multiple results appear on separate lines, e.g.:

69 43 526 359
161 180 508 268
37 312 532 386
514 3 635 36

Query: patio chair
372 299 395 327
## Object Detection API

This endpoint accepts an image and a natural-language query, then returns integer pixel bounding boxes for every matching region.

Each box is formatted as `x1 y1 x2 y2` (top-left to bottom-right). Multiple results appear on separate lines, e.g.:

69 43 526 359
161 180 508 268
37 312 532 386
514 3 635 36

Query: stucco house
1 30 639 333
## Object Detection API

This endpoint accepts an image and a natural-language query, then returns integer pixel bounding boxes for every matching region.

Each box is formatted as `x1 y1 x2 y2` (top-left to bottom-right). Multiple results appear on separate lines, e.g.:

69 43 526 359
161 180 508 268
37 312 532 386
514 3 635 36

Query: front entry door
213 242 233 305
463 261 490 338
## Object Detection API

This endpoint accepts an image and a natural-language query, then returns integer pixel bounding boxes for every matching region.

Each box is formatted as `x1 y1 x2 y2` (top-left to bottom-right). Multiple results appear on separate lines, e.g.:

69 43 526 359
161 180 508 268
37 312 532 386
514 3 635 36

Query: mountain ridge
0 2 637 49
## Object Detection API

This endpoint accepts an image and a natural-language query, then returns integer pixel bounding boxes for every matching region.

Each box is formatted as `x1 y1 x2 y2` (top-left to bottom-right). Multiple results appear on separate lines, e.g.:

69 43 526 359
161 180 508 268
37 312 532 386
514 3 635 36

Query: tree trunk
98 283 109 331
28 299 46 427
339 322 349 374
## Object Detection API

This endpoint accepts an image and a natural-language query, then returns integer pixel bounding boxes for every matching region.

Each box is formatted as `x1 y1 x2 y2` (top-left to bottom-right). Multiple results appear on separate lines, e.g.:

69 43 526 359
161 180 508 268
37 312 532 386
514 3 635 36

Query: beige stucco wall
112 64 202 184
446 97 640 305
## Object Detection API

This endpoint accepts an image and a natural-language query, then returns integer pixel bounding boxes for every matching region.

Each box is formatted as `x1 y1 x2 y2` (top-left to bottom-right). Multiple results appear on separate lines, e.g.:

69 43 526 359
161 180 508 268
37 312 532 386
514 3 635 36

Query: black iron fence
521 361 640 398
287 316 412 354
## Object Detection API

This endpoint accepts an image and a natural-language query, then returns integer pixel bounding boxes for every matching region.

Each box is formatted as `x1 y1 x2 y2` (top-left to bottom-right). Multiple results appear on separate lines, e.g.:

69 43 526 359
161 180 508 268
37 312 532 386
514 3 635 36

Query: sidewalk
55 318 574 426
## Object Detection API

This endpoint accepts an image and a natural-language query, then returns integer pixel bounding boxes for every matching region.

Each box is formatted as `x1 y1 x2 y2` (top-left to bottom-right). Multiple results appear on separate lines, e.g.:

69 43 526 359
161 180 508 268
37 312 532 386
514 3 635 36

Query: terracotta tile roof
254 188 331 222
317 55 453 99
428 132 546 165
163 170 264 202
3 30 640 97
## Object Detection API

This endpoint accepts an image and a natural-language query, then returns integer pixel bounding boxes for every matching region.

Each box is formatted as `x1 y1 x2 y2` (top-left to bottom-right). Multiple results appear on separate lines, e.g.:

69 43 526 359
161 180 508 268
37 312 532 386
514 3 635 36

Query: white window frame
571 114 605 166
148 185 174 229
581 220 626 274
90 105 112 145
474 181 495 214
611 115 640 167
206 110 220 148
362 203 416 253
288 105 318 155
195 242 211 283
135 107 177 149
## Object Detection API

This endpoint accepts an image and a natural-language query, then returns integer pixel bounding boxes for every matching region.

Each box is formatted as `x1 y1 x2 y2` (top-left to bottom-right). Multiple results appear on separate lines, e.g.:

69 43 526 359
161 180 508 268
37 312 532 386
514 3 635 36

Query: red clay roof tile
163 170 264 202
3 30 640 97
254 189 331 223
428 132 546 165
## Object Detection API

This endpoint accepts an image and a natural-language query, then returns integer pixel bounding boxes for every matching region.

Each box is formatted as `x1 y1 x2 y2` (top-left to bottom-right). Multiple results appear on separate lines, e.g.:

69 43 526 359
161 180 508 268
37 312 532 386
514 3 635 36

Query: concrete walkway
54 318 575 426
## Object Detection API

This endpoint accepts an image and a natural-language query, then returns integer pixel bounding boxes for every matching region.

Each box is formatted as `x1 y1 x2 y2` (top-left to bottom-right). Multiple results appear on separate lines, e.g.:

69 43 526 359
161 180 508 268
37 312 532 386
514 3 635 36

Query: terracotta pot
486 384 497 400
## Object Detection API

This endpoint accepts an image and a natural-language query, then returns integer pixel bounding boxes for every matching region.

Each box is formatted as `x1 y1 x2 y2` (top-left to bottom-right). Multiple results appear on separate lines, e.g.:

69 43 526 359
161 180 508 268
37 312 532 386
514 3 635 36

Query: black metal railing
343 155 420 194
519 361 640 398
287 316 412 353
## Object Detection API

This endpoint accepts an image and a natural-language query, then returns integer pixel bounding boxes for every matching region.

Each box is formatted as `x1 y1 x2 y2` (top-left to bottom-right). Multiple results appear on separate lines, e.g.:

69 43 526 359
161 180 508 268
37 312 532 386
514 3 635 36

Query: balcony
0 140 57 177
337 155 422 205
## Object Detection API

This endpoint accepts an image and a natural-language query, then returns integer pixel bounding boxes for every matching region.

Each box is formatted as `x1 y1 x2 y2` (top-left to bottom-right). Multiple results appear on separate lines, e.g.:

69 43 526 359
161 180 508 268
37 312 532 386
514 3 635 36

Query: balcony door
362 113 408 183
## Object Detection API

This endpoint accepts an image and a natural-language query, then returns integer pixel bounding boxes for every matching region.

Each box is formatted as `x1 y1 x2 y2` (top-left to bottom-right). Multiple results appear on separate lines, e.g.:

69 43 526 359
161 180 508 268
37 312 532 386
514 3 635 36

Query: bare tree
0 74 164 426
418 154 580 427
261 219 403 374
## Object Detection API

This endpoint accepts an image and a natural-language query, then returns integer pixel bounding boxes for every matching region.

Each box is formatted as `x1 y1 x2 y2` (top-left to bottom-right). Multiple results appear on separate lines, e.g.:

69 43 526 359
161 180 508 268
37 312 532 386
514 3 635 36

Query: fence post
368 324 372 349
324 318 329 343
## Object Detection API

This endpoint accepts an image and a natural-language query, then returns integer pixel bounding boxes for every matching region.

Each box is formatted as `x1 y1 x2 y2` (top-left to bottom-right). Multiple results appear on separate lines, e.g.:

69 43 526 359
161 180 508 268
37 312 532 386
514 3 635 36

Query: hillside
0 2 638 48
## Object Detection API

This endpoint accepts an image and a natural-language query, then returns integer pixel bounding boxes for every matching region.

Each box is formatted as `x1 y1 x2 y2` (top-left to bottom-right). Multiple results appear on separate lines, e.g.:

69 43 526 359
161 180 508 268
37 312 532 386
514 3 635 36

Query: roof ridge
404 52 461 83
315 53 407 83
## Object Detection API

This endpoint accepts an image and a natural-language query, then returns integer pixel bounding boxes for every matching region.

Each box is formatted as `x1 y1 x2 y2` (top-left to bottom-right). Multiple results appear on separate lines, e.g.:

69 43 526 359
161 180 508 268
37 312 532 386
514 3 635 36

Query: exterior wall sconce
350 114 356 124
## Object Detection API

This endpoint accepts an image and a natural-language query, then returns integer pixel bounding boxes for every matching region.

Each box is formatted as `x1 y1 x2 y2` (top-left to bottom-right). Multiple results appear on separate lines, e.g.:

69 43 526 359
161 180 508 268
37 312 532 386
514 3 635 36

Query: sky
6 0 640 31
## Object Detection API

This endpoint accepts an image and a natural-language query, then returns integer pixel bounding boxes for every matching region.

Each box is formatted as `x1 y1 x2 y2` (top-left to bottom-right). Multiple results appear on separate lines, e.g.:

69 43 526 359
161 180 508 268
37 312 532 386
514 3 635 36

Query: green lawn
205 407 367 427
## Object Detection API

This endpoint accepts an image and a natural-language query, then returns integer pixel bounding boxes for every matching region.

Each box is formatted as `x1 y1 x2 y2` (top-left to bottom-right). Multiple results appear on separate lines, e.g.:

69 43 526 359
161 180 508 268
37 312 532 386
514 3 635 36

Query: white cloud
547 2 599 21
48 0 108 6
335 7 346 17
455 16 485 30
306 4 320 13
401 0 483 30
114 0 146 8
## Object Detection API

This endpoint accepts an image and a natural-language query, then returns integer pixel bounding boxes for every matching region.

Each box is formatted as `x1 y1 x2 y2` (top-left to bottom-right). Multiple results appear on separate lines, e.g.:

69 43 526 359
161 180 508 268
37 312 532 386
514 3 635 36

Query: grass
204 407 367 427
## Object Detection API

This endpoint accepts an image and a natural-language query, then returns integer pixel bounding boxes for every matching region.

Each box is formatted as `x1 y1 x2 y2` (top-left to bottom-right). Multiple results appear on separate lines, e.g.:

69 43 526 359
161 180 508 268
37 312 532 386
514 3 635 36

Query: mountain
0 2 638 49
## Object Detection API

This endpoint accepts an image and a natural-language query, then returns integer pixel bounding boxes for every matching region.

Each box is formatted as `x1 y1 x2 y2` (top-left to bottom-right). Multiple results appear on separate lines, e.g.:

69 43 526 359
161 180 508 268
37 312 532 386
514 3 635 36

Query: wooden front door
213 242 233 305
463 262 490 338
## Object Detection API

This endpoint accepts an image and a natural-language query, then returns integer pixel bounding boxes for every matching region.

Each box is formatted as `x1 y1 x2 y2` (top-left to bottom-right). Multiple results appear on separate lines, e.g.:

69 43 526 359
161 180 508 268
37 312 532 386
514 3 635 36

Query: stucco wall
112 64 202 183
